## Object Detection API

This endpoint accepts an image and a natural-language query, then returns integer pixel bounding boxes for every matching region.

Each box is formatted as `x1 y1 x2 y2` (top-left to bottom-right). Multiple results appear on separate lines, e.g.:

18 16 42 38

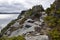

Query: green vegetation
48 28 60 40
45 0 60 40
45 8 51 15
32 5 44 12
44 16 57 28
0 36 25 40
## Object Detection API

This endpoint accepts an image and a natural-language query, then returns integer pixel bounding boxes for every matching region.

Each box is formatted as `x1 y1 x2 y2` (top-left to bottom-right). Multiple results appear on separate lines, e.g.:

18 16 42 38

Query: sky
0 0 55 31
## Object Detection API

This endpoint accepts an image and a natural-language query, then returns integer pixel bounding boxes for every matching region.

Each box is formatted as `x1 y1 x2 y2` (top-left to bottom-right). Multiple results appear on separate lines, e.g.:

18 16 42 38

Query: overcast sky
0 0 55 31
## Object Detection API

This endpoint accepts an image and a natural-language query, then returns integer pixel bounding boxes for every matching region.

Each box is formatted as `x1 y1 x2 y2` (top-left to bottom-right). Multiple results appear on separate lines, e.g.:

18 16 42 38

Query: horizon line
0 13 20 14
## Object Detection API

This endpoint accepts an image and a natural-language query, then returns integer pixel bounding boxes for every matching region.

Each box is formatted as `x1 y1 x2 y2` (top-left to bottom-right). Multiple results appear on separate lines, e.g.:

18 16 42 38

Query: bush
48 29 60 40
0 36 25 40
44 16 57 27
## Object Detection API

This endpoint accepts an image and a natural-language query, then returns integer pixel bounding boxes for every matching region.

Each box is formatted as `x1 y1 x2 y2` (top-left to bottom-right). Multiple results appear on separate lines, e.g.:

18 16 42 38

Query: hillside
0 0 60 40
45 0 60 40
1 5 44 34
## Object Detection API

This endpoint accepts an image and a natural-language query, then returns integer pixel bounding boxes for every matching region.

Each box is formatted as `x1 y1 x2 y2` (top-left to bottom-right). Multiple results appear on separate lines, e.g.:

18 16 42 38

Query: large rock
25 35 49 40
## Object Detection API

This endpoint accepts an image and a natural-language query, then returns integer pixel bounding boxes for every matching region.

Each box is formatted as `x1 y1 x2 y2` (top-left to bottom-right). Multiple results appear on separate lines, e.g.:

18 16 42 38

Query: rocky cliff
1 0 60 40
0 5 49 40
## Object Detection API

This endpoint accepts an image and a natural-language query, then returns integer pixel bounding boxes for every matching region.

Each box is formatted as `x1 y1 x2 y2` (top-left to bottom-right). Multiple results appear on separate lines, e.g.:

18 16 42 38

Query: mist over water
0 14 19 29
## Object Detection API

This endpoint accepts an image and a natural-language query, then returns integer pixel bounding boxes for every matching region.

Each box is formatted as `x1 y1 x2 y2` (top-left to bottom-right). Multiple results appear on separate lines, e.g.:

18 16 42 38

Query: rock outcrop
1 5 48 40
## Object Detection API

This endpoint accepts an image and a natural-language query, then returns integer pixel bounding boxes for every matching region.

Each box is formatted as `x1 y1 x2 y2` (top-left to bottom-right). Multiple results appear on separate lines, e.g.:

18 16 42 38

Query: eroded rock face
1 4 50 40
25 35 49 40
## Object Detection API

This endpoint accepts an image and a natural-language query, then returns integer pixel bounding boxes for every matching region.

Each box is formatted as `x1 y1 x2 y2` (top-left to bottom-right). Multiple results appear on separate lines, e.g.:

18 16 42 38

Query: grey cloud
0 0 55 12
0 3 27 12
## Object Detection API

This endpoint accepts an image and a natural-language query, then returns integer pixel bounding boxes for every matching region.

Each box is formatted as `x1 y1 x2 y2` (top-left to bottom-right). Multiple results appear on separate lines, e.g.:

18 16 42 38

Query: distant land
0 12 20 14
